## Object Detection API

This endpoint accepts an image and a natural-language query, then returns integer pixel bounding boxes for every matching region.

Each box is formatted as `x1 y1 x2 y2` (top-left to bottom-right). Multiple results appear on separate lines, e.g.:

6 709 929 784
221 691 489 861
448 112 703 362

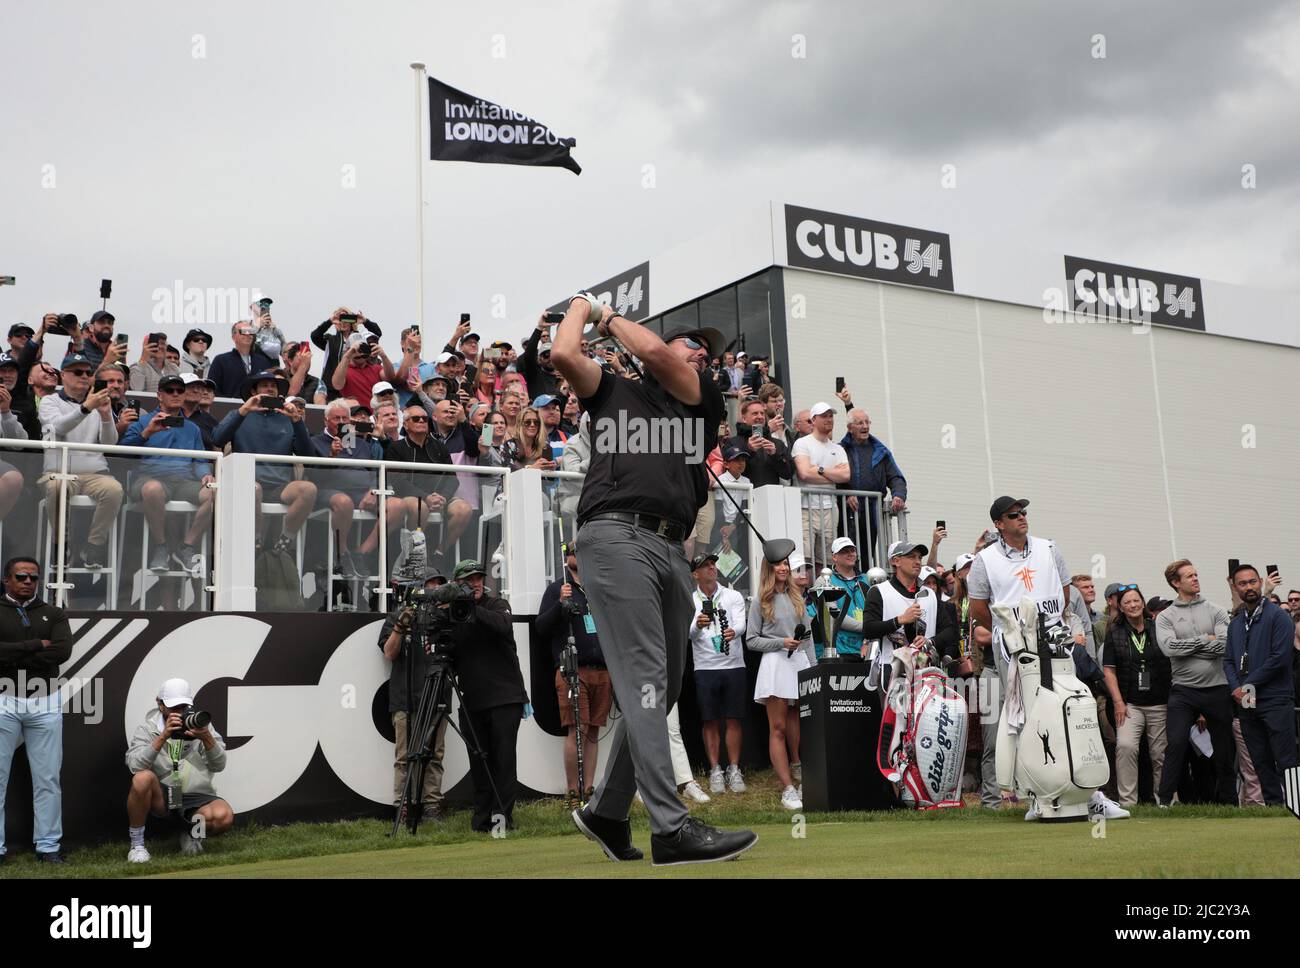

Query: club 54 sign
784 204 954 291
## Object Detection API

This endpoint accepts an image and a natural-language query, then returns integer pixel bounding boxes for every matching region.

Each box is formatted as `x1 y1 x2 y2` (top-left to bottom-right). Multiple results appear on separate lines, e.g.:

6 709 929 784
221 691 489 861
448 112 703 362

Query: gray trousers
577 519 693 836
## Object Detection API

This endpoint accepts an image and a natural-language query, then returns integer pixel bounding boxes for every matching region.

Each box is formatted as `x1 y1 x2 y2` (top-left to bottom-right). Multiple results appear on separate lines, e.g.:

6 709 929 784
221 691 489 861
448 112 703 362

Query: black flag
428 77 581 175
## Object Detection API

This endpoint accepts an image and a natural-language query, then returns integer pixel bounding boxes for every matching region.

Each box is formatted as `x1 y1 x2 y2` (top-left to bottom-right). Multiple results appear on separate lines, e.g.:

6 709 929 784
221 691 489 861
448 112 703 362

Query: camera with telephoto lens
168 709 211 738
400 583 475 658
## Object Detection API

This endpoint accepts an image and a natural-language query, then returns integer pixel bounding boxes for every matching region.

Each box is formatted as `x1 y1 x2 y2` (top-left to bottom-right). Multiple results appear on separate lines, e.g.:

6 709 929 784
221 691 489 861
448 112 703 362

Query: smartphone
937 520 946 530
115 333 130 346
483 347 501 362
459 313 471 324
260 395 285 411
162 415 185 428
835 376 845 393
479 421 494 446
751 424 764 439
93 379 108 393
1267 564 1279 578
100 279 112 300
149 332 167 346
353 421 374 435
543 311 564 325
1228 558 1240 577
338 314 359 326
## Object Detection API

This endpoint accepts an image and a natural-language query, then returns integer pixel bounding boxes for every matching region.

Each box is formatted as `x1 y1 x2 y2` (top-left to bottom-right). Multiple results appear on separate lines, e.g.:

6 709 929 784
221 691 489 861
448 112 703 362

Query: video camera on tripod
397 582 476 658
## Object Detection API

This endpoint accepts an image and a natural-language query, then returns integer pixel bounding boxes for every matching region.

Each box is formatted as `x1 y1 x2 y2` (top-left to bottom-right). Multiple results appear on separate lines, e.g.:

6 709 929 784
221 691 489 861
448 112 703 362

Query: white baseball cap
831 536 857 554
787 553 808 571
919 566 939 584
371 381 396 395
435 351 458 364
953 553 975 572
810 402 834 418
158 678 194 707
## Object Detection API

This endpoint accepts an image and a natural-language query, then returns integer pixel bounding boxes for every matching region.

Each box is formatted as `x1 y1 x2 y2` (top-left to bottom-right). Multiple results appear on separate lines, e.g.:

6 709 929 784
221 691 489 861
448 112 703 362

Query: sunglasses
671 336 704 351
64 369 93 378
522 419 540 426
1114 584 1139 593
405 414 429 423
12 573 39 582
1002 511 1026 520
158 386 185 394
235 329 255 337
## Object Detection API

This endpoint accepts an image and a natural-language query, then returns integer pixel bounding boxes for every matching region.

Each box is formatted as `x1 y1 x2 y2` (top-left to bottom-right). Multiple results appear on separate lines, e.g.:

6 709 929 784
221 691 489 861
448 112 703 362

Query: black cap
690 552 719 571
157 374 186 391
722 444 749 462
183 328 213 349
7 323 34 338
989 496 1029 521
88 310 115 325
0 353 18 368
241 369 289 399
460 332 481 344
662 326 726 358
60 352 92 370
1146 596 1172 612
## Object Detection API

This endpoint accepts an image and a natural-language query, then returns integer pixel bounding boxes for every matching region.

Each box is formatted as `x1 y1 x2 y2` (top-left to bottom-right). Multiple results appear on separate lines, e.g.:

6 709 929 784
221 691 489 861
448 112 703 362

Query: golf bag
993 598 1109 820
876 641 968 809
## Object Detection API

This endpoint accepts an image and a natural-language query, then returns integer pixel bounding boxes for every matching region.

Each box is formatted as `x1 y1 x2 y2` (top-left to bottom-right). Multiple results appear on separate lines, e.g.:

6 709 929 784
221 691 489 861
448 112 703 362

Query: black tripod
391 634 509 837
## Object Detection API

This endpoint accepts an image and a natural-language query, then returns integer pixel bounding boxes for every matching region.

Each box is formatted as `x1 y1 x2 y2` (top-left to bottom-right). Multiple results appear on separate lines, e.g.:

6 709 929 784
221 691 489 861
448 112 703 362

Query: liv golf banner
428 77 581 174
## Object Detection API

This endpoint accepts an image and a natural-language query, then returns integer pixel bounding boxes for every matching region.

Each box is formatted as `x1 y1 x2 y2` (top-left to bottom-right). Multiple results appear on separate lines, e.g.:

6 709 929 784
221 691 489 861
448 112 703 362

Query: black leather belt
585 511 689 542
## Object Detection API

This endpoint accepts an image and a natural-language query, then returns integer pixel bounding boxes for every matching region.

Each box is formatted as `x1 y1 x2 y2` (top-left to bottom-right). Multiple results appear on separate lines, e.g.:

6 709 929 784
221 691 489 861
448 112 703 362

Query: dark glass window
699 288 739 356
736 274 771 360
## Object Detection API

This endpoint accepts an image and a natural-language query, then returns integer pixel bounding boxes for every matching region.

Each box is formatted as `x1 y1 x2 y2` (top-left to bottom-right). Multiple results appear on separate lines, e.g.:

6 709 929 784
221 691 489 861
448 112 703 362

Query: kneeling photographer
405 559 528 833
124 678 232 863
380 572 451 824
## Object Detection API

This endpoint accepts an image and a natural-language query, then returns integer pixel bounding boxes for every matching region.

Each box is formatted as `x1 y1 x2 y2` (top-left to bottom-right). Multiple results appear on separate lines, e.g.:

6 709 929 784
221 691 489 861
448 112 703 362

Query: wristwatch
817 465 825 478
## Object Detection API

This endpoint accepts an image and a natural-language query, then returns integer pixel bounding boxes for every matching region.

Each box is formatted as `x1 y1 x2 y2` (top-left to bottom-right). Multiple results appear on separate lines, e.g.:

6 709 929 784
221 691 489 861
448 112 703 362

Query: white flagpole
410 62 427 331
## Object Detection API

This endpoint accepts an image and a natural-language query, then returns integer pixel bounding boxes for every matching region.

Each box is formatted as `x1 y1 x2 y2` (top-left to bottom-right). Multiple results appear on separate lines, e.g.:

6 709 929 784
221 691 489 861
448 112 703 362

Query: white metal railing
0 436 906 613
796 485 908 570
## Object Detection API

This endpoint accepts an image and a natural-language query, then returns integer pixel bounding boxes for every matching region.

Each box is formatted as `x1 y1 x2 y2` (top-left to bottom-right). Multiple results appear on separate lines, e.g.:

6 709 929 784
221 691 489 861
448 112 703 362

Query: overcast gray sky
2 0 1296 354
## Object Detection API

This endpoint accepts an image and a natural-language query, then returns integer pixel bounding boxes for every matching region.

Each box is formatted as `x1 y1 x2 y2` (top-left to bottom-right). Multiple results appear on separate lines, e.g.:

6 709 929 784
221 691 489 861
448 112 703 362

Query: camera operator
537 542 611 806
379 573 451 822
437 560 528 832
331 327 395 406
124 678 232 862
311 307 383 401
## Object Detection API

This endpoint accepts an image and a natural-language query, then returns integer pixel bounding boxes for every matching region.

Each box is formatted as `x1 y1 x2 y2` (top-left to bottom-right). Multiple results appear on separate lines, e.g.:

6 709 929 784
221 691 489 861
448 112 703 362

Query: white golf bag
993 598 1109 820
876 641 968 809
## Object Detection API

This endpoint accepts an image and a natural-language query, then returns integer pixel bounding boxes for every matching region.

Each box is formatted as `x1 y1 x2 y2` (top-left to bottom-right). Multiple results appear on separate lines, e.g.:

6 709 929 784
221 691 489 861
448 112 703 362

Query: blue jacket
206 348 278 399
120 409 212 480
213 409 314 485
1225 600 1295 703
838 433 906 506
830 572 869 655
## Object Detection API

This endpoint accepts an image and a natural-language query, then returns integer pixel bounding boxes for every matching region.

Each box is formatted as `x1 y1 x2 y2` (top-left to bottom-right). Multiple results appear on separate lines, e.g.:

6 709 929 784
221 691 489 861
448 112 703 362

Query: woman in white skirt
748 556 814 810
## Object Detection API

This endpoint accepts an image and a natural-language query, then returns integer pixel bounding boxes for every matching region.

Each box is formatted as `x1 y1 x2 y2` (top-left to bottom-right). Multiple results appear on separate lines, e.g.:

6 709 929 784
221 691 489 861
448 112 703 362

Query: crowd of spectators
2 296 1294 822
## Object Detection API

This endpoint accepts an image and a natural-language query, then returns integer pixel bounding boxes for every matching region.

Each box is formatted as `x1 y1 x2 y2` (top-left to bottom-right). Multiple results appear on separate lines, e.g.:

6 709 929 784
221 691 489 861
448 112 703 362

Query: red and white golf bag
876 642 968 809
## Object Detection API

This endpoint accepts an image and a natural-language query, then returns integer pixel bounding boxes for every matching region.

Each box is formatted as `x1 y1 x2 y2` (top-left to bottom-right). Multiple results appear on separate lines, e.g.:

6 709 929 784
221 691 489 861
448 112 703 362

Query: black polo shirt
577 368 724 532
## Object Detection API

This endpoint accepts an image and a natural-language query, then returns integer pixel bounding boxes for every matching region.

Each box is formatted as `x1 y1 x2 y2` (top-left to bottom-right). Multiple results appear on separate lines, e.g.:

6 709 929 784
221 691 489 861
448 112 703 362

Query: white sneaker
126 844 151 863
180 834 204 856
780 785 803 811
681 780 711 803
708 765 725 795
726 765 746 793
1089 790 1130 820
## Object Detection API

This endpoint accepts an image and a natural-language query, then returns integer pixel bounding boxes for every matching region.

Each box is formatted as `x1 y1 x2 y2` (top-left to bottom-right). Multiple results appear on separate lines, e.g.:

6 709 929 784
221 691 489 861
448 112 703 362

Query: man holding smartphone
129 333 182 392
120 375 215 575
522 313 563 400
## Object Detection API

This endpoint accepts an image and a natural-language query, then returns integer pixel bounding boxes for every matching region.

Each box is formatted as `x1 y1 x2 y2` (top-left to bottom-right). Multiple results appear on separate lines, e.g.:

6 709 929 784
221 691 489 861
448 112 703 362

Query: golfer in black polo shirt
550 293 757 866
